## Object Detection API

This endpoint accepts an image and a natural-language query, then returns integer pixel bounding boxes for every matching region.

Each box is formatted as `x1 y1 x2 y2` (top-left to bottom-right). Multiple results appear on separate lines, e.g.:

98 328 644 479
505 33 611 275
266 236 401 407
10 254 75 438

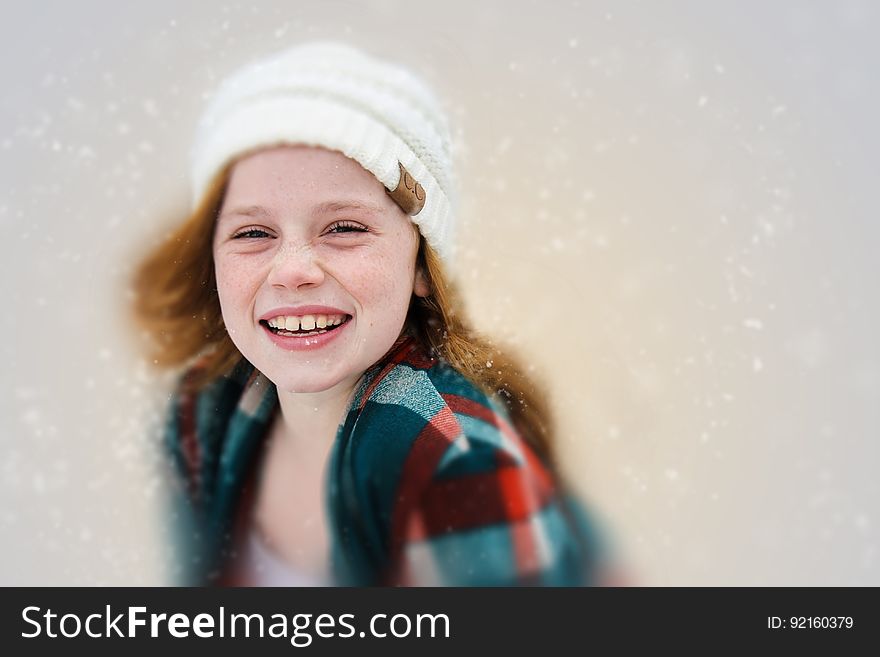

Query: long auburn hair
130 164 558 466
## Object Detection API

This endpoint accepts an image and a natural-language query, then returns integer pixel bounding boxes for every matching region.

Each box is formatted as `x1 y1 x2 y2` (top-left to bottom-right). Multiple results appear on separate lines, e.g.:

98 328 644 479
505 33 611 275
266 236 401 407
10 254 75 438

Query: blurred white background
1 0 878 585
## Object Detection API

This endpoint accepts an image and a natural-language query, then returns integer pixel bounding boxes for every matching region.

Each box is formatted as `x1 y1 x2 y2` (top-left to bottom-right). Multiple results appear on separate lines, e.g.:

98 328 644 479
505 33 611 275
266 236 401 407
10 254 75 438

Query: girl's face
213 145 429 394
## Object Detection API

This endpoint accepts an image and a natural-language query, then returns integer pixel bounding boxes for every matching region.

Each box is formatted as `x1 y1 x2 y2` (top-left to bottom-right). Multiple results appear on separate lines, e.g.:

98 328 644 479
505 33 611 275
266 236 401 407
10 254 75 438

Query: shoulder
339 337 529 524
348 339 601 585
164 356 255 452
347 340 522 487
162 355 270 501
350 344 578 583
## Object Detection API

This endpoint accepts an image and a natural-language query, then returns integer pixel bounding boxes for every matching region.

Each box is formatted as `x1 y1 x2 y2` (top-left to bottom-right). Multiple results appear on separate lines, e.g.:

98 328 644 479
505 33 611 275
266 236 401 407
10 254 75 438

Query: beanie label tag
387 162 426 215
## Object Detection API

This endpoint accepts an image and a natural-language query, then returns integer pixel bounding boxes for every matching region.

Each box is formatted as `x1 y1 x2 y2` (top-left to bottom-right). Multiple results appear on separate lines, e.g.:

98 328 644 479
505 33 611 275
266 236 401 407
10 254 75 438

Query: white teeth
266 313 348 331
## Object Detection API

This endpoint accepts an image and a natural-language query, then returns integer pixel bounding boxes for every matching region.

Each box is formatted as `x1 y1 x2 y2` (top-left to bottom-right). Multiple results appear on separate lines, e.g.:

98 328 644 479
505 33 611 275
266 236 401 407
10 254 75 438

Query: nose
266 241 326 290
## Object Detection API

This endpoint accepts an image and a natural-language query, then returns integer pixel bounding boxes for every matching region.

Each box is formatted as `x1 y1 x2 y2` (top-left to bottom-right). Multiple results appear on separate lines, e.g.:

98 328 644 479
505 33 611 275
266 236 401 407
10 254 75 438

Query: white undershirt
239 526 331 587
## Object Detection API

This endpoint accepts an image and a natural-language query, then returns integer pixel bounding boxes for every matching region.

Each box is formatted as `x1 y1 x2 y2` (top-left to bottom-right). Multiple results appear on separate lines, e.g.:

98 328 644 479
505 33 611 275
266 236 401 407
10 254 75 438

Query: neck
273 374 363 449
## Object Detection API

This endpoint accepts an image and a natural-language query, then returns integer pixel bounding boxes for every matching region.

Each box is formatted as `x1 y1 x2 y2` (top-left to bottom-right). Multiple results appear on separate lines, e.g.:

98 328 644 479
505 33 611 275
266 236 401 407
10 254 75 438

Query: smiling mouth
260 315 352 338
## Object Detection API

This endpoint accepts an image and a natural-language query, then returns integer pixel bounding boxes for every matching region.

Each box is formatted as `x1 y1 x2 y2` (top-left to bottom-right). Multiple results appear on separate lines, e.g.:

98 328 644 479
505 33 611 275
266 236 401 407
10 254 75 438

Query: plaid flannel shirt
164 335 605 586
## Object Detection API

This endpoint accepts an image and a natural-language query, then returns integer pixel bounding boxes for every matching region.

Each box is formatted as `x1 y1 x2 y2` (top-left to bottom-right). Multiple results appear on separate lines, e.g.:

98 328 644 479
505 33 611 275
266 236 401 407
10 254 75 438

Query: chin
273 379 338 394
262 367 348 395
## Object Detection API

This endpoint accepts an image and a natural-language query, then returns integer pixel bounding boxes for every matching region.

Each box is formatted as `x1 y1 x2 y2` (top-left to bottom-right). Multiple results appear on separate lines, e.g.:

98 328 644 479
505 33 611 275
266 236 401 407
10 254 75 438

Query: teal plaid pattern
164 335 606 586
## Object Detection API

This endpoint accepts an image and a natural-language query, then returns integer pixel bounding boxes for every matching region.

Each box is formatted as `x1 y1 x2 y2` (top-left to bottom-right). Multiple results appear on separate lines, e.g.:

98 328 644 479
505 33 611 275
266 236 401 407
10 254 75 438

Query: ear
413 266 430 298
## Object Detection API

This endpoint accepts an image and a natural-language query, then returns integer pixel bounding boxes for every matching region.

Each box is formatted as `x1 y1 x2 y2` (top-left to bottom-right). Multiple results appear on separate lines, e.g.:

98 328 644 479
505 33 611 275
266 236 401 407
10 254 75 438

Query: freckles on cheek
214 260 232 293
215 259 255 307
356 257 410 305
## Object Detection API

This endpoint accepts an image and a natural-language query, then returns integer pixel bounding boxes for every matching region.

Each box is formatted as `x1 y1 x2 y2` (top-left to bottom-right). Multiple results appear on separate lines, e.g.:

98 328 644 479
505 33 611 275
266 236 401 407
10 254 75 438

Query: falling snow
1 0 876 589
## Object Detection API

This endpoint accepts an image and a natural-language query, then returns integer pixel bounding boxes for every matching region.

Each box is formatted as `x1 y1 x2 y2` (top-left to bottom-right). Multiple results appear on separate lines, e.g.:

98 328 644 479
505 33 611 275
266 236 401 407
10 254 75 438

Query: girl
132 41 608 586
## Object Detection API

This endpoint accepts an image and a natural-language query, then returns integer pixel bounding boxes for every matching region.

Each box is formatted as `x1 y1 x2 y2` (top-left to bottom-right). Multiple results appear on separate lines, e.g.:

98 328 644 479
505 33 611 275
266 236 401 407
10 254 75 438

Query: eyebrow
313 200 385 215
217 200 385 223
217 205 269 223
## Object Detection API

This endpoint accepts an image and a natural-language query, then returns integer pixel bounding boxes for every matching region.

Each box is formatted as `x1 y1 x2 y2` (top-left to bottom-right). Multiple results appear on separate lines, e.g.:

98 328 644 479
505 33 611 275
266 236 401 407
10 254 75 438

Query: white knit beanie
191 41 457 265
